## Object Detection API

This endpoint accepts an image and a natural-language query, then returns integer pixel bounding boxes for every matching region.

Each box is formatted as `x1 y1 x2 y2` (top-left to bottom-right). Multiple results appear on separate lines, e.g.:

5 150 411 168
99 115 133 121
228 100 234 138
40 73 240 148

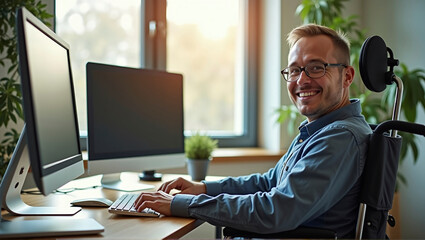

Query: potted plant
0 1 53 180
185 132 218 181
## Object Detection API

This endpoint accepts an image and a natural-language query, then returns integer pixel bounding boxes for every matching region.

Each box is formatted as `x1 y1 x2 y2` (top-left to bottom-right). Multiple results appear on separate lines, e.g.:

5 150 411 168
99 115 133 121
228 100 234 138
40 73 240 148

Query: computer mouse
71 197 113 207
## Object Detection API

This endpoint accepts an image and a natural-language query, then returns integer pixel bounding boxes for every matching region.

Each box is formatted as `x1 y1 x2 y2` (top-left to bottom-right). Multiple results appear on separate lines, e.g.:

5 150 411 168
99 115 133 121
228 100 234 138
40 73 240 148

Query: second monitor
86 62 185 191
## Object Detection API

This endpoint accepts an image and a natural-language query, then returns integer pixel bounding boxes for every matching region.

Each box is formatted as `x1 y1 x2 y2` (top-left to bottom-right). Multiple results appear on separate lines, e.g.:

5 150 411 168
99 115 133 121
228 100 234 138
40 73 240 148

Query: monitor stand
0 127 80 216
139 170 162 181
100 173 154 192
0 125 104 237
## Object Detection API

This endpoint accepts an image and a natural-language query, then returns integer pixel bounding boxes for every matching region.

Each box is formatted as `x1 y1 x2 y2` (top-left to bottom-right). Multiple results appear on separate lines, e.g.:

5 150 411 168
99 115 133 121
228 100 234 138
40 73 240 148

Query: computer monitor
86 62 186 191
0 7 103 237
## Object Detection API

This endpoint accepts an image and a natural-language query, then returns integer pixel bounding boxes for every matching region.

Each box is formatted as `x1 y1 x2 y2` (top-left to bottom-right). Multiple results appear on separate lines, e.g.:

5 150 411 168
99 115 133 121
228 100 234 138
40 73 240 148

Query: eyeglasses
281 62 347 82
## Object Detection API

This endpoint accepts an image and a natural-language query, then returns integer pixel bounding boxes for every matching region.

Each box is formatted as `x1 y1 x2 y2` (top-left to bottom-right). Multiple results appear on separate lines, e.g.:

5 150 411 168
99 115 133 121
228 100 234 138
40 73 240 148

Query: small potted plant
185 132 218 181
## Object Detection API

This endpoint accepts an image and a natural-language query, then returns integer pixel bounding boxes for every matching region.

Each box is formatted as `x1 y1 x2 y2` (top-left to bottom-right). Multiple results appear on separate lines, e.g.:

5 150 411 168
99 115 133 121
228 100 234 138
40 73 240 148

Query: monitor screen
86 62 185 190
17 7 84 195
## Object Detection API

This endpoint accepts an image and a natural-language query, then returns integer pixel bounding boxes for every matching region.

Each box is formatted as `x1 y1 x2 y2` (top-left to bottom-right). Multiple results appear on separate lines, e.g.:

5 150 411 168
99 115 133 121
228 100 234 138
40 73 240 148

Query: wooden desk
1 173 220 239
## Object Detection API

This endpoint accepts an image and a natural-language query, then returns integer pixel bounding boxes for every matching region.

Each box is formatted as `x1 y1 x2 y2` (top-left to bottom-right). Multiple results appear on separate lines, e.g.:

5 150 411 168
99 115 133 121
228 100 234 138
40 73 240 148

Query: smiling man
134 24 372 238
284 26 353 122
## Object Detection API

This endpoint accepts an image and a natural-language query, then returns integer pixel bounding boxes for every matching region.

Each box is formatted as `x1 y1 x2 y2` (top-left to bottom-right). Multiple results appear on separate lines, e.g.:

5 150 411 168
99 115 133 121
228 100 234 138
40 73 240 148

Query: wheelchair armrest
222 226 337 239
374 120 425 136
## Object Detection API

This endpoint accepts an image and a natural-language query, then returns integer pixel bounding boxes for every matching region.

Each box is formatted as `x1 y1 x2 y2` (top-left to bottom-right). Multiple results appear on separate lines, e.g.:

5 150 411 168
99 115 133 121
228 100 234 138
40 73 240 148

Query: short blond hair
287 24 351 65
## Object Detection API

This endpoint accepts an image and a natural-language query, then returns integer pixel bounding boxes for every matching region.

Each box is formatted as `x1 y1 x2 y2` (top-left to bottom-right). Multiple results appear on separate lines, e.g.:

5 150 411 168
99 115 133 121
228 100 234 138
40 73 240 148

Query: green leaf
0 111 7 127
9 112 17 123
315 7 323 25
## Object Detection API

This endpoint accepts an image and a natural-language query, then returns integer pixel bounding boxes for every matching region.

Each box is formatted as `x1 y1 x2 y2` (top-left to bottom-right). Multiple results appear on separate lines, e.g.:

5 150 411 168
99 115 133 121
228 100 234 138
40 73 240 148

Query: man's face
287 35 353 122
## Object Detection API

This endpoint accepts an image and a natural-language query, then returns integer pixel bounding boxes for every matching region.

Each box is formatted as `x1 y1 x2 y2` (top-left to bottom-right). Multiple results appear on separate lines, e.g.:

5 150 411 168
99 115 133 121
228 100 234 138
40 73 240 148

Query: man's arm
171 127 364 233
203 162 283 196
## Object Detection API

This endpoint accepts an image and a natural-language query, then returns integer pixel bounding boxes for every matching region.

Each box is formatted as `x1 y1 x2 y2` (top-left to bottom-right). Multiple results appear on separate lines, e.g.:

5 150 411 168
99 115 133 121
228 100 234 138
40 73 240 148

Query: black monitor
86 62 185 191
0 7 103 237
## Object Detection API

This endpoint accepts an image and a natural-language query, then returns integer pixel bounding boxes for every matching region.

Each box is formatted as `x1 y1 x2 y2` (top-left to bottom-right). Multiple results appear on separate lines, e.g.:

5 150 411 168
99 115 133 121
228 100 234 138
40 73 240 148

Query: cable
21 185 102 195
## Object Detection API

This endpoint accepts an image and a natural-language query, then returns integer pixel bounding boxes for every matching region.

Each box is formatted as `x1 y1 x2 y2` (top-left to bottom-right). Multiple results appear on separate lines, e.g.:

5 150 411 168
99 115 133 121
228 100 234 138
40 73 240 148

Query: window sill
211 147 285 163
82 148 285 168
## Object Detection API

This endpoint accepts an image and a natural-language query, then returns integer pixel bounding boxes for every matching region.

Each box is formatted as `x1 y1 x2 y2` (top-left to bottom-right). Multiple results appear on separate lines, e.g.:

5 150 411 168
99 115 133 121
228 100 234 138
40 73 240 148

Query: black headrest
359 35 399 93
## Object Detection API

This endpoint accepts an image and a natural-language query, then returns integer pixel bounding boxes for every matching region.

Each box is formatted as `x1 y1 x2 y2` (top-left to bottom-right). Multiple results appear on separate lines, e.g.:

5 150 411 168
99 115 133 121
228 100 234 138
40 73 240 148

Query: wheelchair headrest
359 36 399 92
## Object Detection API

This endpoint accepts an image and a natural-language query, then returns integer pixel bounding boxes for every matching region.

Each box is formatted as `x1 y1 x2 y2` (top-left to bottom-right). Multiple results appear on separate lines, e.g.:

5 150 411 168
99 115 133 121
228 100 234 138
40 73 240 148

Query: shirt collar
298 99 362 136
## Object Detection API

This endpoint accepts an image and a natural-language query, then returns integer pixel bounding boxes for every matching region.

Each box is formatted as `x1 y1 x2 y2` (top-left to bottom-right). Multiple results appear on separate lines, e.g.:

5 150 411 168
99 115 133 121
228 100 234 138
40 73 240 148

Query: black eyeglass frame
281 62 348 82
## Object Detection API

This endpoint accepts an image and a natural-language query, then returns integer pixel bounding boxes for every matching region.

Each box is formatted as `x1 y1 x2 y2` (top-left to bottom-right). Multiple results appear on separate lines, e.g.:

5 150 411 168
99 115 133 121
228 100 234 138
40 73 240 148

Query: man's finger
158 179 174 192
161 179 181 193
135 192 160 207
164 177 187 193
136 201 154 212
136 199 172 216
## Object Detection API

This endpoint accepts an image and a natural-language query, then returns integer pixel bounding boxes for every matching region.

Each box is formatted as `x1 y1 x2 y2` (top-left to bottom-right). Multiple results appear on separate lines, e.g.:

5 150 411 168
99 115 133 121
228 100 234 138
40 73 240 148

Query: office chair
222 36 425 239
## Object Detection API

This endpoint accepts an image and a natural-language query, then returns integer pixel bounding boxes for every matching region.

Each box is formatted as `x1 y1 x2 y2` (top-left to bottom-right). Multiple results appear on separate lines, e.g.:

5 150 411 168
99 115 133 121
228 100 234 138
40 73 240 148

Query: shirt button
299 139 303 143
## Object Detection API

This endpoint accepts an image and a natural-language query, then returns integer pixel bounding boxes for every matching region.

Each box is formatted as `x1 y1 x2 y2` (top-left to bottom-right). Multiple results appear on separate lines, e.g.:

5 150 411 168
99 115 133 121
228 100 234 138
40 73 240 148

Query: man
135 24 372 238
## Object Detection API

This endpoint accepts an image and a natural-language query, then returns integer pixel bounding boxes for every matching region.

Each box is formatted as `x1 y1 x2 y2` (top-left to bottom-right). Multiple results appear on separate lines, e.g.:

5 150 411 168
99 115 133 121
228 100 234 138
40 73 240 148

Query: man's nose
297 70 311 84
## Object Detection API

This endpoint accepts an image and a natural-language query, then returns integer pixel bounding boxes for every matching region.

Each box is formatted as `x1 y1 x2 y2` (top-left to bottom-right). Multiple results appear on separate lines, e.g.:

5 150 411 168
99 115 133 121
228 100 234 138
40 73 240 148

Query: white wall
362 0 425 238
257 0 282 152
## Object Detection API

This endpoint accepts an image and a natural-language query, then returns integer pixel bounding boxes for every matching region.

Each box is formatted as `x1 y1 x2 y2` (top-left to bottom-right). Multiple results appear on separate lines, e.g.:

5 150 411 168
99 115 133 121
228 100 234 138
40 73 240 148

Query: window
167 0 242 137
56 0 141 137
56 0 257 147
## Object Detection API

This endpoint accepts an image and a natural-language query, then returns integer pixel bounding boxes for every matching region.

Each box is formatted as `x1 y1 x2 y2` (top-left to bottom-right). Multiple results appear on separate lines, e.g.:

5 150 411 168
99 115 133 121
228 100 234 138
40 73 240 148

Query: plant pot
186 158 211 181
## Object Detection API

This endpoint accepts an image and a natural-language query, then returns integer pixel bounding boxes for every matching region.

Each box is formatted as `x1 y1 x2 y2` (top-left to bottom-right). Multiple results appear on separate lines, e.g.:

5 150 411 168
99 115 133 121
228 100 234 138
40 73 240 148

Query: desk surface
1 173 221 239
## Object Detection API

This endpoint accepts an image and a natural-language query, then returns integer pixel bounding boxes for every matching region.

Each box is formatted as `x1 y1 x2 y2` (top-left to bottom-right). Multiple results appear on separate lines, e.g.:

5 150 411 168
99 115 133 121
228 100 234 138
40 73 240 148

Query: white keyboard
108 193 160 217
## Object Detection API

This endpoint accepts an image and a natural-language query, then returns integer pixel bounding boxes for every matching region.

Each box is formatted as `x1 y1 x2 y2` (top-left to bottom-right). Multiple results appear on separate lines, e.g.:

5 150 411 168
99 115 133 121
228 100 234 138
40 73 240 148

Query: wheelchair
222 36 425 239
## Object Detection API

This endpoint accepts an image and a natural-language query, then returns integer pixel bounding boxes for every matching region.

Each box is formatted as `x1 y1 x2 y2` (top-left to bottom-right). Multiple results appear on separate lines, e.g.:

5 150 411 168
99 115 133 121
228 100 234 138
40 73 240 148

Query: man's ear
343 66 355 88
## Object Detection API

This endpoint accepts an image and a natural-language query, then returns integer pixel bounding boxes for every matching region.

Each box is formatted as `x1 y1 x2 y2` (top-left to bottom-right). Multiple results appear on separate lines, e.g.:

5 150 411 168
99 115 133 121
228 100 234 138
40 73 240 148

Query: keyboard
108 193 160 217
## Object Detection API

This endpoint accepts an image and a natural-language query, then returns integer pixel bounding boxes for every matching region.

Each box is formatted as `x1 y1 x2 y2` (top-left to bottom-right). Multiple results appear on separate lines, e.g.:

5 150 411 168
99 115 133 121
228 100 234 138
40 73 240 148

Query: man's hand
134 191 173 216
134 178 206 216
158 177 207 195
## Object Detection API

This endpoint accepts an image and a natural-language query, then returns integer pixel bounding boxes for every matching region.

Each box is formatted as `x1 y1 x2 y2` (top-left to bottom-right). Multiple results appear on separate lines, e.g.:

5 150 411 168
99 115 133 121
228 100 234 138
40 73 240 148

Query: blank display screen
87 63 184 160
25 22 80 168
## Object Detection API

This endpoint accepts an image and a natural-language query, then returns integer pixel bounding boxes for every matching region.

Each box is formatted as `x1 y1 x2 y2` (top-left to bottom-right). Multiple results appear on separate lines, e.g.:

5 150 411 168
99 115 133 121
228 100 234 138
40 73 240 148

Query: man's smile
296 90 320 98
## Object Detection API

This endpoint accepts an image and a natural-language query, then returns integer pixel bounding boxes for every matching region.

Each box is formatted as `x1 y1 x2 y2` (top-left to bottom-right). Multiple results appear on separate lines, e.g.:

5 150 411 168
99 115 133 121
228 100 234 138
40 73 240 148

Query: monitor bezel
16 7 83 194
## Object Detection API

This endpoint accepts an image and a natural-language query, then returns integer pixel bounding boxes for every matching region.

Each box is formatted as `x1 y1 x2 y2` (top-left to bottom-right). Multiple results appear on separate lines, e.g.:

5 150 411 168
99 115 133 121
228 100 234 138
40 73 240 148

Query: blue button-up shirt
172 99 372 238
